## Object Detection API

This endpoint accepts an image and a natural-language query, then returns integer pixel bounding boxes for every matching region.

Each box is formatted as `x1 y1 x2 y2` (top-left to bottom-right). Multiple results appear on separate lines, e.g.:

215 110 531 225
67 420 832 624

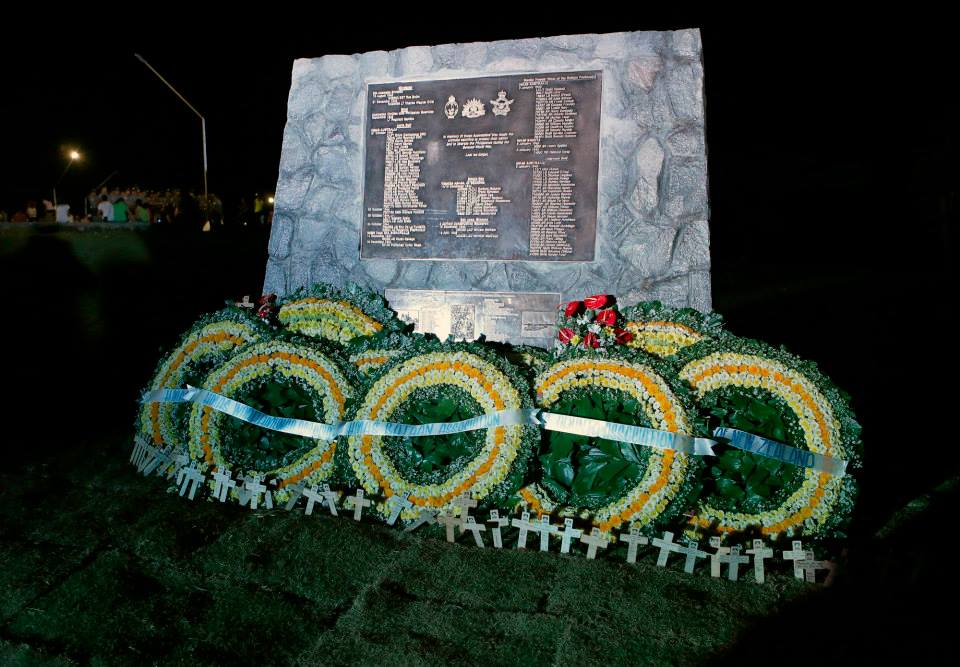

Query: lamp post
134 53 209 220
53 149 80 210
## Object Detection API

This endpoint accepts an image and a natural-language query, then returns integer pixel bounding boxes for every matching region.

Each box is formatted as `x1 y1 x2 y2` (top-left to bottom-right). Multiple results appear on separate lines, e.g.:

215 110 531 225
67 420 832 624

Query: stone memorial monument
266 29 710 345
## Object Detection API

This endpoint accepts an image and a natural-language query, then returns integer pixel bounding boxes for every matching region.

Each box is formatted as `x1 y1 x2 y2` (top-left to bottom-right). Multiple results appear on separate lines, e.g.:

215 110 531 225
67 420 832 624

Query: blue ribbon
142 386 541 441
712 427 847 476
142 386 715 456
541 412 716 457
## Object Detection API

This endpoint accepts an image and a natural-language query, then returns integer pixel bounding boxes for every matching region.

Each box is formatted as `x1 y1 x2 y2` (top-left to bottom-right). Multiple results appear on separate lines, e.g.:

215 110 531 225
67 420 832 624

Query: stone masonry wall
265 29 711 311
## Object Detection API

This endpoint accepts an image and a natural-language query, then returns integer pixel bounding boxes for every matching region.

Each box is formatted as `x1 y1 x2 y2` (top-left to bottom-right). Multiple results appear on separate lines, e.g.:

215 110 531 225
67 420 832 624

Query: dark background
1 17 957 660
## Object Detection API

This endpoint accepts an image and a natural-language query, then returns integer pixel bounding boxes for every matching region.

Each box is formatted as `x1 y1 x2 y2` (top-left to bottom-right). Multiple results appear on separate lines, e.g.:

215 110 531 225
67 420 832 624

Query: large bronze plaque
362 71 602 261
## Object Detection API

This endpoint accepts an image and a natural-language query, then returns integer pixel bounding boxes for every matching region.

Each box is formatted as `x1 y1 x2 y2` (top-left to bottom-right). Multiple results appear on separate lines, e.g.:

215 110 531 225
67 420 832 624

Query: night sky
3 18 953 223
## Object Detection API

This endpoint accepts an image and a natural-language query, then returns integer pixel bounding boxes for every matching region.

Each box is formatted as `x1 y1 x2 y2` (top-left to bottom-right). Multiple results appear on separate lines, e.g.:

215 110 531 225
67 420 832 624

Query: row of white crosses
438 501 834 583
648 531 835 584
131 437 835 583
132 437 380 522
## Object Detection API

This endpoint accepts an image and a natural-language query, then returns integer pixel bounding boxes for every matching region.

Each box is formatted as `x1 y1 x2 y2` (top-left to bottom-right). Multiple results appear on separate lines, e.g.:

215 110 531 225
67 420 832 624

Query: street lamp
134 53 209 220
54 148 81 209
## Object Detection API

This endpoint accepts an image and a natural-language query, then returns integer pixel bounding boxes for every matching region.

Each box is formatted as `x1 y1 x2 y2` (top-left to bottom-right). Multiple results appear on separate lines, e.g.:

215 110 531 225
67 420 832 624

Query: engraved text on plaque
362 71 602 261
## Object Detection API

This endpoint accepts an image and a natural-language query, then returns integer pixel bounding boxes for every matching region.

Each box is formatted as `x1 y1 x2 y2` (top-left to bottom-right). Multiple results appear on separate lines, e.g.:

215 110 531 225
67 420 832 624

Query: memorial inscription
362 71 602 262
385 288 560 347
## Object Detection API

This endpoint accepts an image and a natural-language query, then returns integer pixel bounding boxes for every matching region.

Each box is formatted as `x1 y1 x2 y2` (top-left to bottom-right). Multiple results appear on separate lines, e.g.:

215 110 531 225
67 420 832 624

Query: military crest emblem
461 98 486 119
444 95 459 119
490 90 514 117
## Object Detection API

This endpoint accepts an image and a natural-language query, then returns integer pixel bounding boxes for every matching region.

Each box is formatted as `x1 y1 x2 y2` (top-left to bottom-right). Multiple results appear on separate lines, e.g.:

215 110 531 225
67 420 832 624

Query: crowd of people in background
85 186 223 225
0 187 274 228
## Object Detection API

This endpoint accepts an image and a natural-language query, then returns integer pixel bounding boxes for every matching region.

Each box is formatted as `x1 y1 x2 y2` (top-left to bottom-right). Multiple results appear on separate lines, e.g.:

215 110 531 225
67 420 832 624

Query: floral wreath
136 308 271 449
532 347 703 533
277 282 401 345
529 295 704 533
676 335 861 541
618 301 727 358
345 331 416 377
187 336 355 503
344 337 538 524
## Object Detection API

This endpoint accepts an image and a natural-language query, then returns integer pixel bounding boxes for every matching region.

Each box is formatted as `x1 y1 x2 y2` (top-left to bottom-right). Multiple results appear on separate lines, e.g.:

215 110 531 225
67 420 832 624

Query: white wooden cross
283 481 307 511
141 447 171 477
651 531 683 567
404 508 438 532
579 527 609 560
535 515 558 552
321 484 339 515
797 551 834 584
130 435 148 465
453 493 478 522
386 493 413 526
677 539 708 574
487 510 509 549
782 540 807 580
344 489 371 521
176 460 189 486
178 464 205 500
558 518 583 555
167 452 189 480
462 516 487 548
136 441 157 473
437 512 460 542
719 545 751 581
236 295 255 308
619 526 649 564
709 536 732 578
212 467 236 502
512 511 535 549
745 539 774 584
235 475 253 505
263 479 277 509
301 485 325 515
240 475 267 510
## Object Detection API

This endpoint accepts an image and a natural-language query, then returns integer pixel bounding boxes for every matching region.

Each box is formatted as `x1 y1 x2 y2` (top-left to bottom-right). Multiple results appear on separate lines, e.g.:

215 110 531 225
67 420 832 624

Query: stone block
274 169 313 210
267 213 294 260
266 30 710 318
263 259 287 295
397 45 433 75
671 29 702 59
633 136 665 214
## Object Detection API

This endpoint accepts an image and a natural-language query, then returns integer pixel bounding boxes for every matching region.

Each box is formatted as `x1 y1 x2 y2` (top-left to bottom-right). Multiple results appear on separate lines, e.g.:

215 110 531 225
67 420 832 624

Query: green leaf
746 467 768 490
594 439 621 458
747 400 776 422
545 434 575 461
716 478 745 500
760 457 782 473
553 460 575 487
766 471 786 487
597 460 630 486
617 442 643 464
718 451 742 473
572 464 600 495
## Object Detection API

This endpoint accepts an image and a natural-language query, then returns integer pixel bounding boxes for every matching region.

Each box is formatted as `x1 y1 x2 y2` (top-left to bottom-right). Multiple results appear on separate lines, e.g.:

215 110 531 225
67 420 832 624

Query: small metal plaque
385 289 560 348
362 71 602 261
